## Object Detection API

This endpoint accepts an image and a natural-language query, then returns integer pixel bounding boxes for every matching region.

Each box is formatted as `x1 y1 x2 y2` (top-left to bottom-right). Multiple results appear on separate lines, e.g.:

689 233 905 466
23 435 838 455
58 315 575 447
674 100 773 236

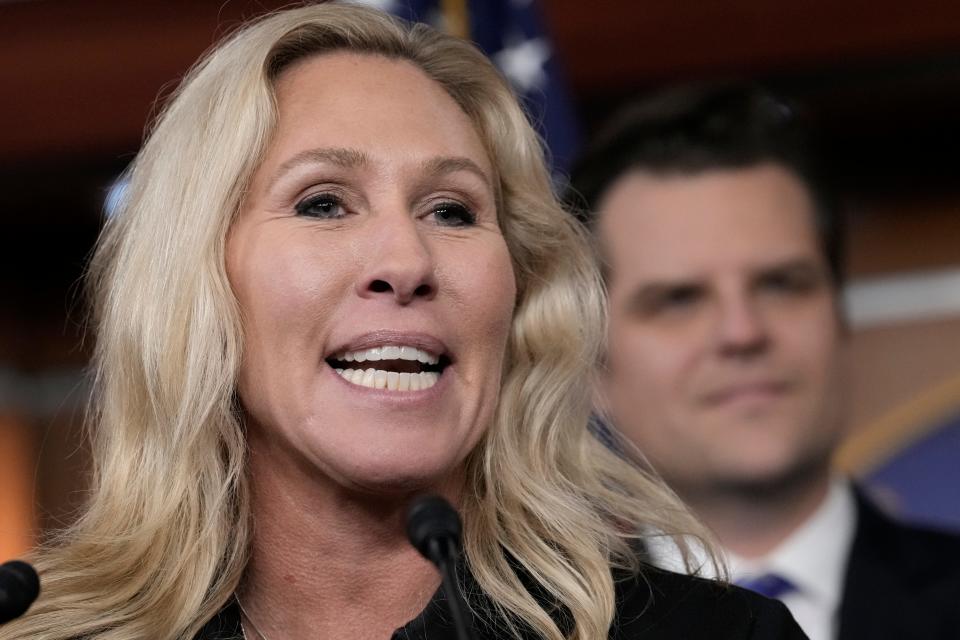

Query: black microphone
0 560 40 624
406 495 477 640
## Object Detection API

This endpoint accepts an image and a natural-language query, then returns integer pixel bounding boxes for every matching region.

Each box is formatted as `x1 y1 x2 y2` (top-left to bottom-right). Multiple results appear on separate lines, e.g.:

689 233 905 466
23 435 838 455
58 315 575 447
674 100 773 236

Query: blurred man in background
569 84 960 640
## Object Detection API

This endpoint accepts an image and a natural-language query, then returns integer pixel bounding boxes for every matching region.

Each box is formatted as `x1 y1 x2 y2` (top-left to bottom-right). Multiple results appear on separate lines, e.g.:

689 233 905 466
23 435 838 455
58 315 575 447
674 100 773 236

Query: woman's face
227 52 516 495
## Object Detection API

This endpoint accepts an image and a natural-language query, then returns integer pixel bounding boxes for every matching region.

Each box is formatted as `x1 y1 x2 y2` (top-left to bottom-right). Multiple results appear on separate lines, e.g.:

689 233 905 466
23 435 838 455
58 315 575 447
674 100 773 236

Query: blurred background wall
1 0 958 560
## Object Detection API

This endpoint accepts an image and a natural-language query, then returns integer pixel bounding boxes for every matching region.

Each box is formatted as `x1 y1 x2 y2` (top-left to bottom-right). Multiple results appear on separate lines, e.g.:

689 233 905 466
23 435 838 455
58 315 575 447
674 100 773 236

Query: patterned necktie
735 573 797 599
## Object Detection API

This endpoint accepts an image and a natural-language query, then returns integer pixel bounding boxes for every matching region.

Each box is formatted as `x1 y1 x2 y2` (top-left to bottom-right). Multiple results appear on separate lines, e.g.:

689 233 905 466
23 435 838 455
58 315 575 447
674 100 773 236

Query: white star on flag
344 0 399 12
494 36 550 94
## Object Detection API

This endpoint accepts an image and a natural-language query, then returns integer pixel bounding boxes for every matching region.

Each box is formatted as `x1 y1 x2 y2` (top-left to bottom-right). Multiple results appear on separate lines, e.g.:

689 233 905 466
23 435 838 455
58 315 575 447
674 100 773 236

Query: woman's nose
356 215 438 305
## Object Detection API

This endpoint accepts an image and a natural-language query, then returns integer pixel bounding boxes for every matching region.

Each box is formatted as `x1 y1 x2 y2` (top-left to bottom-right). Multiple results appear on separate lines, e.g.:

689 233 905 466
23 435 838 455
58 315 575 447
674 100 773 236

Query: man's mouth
701 380 791 407
325 345 450 391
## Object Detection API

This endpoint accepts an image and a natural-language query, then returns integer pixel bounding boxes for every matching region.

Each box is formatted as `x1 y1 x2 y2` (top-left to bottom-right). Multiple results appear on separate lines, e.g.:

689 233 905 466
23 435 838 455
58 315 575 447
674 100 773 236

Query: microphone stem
429 538 477 640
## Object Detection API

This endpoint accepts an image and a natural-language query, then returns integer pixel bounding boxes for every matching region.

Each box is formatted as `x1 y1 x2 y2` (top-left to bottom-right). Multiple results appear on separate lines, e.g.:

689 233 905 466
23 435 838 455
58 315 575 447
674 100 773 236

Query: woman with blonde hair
2 3 804 639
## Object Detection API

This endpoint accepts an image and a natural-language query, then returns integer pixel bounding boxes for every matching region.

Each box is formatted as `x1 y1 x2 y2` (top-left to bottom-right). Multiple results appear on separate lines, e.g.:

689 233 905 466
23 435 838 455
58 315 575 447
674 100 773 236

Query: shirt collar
728 478 856 608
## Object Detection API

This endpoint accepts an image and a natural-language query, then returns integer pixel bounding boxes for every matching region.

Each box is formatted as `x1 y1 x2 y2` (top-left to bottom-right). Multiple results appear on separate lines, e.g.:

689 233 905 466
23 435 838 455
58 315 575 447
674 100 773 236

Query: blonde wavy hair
1 4 714 639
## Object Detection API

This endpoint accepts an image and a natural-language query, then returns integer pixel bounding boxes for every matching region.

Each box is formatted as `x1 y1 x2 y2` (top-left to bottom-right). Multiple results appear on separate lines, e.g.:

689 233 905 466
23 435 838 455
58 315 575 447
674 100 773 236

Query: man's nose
715 292 769 358
355 213 438 305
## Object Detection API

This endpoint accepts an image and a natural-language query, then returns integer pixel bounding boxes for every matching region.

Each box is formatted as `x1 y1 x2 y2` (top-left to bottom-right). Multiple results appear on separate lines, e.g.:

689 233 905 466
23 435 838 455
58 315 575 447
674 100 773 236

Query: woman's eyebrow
268 147 369 189
266 149 493 193
419 156 493 189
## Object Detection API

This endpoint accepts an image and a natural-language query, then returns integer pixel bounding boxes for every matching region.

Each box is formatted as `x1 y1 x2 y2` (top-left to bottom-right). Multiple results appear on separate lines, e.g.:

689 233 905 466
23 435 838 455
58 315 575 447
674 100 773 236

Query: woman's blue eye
432 202 476 227
295 194 344 218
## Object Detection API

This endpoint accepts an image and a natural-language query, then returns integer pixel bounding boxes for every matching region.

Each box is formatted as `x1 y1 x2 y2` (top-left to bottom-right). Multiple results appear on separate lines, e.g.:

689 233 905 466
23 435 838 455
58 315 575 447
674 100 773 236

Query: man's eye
632 287 703 317
760 272 817 294
658 287 702 309
295 194 345 218
431 202 476 227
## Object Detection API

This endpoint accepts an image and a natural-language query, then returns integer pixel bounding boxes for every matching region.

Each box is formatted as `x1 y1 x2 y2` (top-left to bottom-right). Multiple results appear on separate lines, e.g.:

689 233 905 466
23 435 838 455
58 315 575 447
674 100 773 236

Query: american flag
349 0 580 180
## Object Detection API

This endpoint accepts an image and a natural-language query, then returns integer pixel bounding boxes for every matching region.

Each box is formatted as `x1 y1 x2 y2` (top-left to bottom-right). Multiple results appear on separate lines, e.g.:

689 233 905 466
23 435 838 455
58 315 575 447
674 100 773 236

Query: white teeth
382 346 401 360
332 345 443 391
336 367 438 391
335 345 440 366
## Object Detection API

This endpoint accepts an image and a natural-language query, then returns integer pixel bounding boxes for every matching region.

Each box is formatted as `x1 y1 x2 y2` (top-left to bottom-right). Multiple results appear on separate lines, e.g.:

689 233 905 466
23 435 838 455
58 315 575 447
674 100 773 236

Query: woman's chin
322 454 466 498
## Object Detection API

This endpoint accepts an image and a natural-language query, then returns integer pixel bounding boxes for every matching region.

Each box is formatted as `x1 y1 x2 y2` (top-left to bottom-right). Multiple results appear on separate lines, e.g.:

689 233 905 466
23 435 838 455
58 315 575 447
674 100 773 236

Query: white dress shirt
647 479 857 640
728 480 857 640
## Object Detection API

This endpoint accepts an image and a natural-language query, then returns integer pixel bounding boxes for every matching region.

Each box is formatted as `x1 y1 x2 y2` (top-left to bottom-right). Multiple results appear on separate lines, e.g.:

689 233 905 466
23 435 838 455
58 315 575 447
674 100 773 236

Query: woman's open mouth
326 345 450 391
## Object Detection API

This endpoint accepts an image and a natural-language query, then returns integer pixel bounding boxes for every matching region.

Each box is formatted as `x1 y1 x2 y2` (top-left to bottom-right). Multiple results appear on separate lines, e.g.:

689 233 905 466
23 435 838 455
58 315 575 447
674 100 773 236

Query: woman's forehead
262 52 494 180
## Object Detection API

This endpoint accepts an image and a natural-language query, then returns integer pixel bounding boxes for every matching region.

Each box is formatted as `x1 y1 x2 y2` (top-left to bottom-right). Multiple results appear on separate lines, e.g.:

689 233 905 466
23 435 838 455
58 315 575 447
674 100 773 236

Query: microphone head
0 560 40 624
406 495 462 564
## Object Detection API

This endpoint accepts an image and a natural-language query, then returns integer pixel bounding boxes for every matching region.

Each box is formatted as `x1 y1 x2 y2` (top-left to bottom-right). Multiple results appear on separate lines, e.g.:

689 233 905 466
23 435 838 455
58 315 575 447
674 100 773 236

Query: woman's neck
239 442 456 640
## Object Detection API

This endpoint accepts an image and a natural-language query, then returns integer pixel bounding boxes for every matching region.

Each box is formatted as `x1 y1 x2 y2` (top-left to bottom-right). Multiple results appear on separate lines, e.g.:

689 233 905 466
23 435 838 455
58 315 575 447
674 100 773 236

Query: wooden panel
847 196 960 276
542 0 960 90
0 0 290 161
838 316 960 472
3 0 960 160
0 415 35 560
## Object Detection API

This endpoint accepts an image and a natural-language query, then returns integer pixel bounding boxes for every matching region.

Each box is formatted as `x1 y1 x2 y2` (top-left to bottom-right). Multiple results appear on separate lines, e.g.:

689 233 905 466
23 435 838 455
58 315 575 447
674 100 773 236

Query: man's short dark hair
567 83 845 287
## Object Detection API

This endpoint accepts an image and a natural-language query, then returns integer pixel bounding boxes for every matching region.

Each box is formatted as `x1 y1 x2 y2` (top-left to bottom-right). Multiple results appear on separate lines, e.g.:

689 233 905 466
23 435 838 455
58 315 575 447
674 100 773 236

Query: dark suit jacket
196 566 806 639
837 491 960 639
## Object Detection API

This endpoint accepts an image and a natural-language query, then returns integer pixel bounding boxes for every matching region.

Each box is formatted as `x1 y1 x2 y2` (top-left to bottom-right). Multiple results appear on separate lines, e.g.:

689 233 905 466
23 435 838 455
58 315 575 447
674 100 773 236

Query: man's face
597 163 846 496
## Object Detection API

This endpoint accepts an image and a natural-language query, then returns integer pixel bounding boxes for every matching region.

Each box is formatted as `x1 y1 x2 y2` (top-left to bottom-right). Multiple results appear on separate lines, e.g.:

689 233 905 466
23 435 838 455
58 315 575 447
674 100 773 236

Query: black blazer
196 566 806 639
837 490 960 639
